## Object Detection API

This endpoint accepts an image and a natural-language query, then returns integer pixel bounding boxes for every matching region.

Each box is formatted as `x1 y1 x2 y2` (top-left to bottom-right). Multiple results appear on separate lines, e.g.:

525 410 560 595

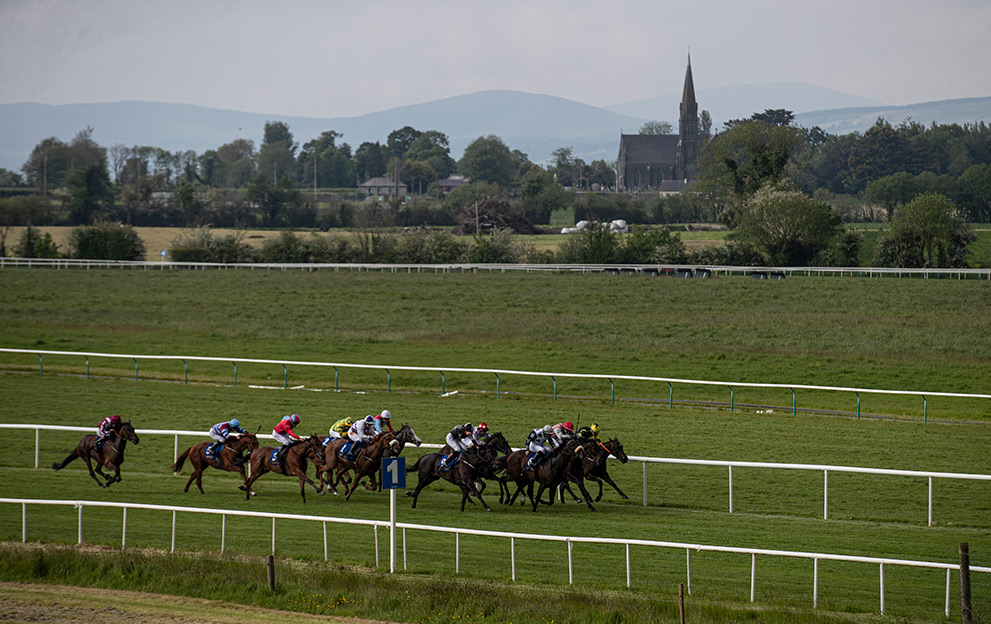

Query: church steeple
676 53 699 181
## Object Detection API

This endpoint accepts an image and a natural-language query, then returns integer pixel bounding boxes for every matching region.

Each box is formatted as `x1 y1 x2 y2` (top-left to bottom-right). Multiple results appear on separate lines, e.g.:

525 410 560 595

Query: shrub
69 221 146 260
14 226 61 258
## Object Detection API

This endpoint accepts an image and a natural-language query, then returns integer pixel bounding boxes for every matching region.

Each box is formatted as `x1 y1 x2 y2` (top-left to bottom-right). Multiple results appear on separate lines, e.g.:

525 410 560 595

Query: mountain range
2 83 989 174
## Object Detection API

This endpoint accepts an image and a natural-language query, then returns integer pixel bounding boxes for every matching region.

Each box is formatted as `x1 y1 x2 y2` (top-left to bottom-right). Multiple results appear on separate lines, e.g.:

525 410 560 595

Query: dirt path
0 583 394 624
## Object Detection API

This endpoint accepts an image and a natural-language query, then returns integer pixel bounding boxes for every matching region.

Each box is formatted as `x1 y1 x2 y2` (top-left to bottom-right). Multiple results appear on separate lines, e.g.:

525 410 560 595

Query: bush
14 226 61 258
69 221 146 260
169 227 256 263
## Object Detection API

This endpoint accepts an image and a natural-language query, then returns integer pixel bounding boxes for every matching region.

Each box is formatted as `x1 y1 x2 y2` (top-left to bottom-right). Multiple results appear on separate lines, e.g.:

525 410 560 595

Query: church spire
676 53 699 181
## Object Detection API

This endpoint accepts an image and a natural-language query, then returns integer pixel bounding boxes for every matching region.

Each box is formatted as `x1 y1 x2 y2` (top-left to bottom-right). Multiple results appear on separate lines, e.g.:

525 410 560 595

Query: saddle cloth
337 440 354 458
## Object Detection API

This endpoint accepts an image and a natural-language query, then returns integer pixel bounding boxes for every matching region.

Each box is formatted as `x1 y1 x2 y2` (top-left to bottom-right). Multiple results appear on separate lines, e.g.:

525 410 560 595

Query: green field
1 267 990 622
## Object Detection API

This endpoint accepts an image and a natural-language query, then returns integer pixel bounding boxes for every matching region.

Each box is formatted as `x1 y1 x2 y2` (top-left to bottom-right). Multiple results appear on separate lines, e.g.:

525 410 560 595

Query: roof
619 134 679 164
359 176 405 188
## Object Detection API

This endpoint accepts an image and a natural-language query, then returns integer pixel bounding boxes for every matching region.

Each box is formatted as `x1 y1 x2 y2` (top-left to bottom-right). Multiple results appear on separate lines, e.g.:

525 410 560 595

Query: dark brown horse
468 432 512 497
241 435 326 502
406 443 499 511
587 437 630 501
557 437 606 511
170 432 260 495
52 421 140 488
504 438 584 512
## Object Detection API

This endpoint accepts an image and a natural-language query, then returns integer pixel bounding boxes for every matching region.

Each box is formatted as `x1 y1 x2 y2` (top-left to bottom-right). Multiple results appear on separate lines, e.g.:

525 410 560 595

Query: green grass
1 267 991 622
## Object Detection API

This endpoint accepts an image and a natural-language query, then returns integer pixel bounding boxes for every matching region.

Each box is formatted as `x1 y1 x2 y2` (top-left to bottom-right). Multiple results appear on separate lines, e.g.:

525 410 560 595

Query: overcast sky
1 0 989 119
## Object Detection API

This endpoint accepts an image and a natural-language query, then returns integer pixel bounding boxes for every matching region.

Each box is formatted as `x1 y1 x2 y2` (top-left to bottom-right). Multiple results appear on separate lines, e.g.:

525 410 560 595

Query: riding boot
276 444 289 464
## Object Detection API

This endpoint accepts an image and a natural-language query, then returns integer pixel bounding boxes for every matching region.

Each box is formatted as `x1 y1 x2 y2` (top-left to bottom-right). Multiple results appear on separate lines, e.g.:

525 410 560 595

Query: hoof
237 485 246 491
319 490 326 496
622 495 629 500
251 491 258 497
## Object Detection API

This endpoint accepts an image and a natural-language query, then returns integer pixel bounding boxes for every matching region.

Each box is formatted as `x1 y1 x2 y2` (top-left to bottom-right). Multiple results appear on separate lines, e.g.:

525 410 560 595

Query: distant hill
0 93 646 173
605 82 885 126
2 87 990 176
793 97 991 134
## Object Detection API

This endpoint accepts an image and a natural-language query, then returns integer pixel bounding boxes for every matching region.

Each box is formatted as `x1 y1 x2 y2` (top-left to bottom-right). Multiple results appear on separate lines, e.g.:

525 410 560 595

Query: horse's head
488 432 512 455
398 424 422 447
606 437 628 463
234 432 259 452
305 435 326 465
120 421 139 444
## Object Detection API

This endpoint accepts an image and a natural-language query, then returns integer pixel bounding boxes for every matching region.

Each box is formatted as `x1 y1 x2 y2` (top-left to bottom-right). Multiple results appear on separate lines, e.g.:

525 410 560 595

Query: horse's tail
407 455 426 473
52 450 78 471
170 448 191 474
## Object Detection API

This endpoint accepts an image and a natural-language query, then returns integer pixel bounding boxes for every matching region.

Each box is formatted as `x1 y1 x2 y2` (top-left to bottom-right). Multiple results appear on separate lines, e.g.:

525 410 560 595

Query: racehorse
587 437 630 501
317 433 400 499
52 421 140 489
557 437 607 511
469 432 512 497
318 425 419 494
170 432 260 495
405 442 499 512
241 435 326 503
504 438 584 512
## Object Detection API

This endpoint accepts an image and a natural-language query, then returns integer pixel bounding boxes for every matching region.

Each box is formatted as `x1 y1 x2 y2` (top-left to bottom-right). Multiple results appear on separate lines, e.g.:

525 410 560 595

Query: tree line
1 111 990 268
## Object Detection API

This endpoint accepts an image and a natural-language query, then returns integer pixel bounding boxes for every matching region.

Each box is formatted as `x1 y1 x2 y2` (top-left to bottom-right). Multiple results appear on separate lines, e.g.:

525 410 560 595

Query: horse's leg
236 466 256 496
574 478 597 511
243 463 266 500
600 471 629 500
560 481 583 504
82 453 105 488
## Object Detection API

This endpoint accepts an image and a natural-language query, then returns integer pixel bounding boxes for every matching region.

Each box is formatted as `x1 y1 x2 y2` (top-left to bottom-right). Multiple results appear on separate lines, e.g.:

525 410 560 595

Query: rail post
750 553 756 602
85 355 90 379
823 469 829 519
923 395 928 422
642 462 647 507
122 508 127 550
728 465 734 513
728 385 734 411
386 369 391 393
791 388 796 415
182 359 187 384
668 382 673 409
271 517 276 555
133 358 138 381
334 366 339 391
221 514 226 553
813 558 819 608
928 476 933 526
283 364 288 389
511 537 516 581
552 376 557 401
625 543 631 588
856 392 861 419
21 503 26 543
34 428 39 468
609 378 615 405
961 542 973 624
685 549 692 595
495 373 500 398
568 539 573 584
455 532 460 574
171 510 176 552
440 371 445 395
879 562 885 615
38 354 43 377
232 362 237 387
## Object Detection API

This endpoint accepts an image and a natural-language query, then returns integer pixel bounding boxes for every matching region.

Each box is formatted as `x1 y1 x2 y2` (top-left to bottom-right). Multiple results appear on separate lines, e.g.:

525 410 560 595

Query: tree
873 193 974 268
405 131 455 179
639 121 673 135
69 221 146 260
247 175 303 228
22 137 71 192
699 110 713 140
458 135 515 188
354 142 386 182
520 168 568 224
66 161 114 225
262 121 297 156
400 160 437 195
752 109 795 126
957 163 991 222
846 119 910 193
862 171 919 221
386 126 422 159
698 119 807 223
14 225 60 258
736 185 842 266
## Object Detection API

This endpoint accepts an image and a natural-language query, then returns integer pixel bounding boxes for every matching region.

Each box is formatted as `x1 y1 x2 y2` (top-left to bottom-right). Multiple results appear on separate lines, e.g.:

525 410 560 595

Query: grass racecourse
0 267 990 623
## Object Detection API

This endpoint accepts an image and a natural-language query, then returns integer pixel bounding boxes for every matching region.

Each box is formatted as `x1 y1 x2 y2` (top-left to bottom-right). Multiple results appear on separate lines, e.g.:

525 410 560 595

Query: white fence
2 496 988 617
4 347 991 419
5 423 990 527
2 256 990 280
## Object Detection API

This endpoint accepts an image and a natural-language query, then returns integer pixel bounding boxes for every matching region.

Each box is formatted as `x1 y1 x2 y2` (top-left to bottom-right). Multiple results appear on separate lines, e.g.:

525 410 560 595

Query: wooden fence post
679 583 686 624
267 555 275 591
960 543 973 624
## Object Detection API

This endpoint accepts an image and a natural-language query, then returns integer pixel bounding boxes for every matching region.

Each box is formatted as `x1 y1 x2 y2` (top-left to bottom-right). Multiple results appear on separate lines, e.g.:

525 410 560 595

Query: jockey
373 409 395 434
272 413 302 463
470 421 490 446
577 422 601 440
208 418 244 456
346 415 377 460
328 416 354 440
525 425 555 470
93 414 122 450
551 421 575 447
438 422 473 471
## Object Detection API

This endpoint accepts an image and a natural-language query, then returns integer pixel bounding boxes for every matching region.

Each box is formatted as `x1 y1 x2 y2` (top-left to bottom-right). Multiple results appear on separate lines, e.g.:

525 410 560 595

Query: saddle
439 450 463 471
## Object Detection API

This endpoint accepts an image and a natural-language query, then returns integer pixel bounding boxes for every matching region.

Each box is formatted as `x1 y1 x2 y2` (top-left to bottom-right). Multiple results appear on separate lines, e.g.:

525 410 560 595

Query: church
617 55 699 192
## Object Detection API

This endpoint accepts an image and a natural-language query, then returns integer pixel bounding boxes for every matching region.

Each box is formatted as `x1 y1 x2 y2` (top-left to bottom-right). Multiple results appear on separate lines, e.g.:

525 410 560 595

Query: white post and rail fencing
4 423 990 527
3 348 991 419
2 497 988 618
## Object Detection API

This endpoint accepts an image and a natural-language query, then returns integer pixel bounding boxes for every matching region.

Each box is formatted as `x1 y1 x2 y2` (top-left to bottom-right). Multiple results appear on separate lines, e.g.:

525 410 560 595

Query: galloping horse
241 435 326 503
406 443 499 512
317 433 400 498
587 437 630 501
170 432 260 495
470 432 512 497
318 425 419 494
504 438 584 512
52 421 140 488
557 437 607 511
